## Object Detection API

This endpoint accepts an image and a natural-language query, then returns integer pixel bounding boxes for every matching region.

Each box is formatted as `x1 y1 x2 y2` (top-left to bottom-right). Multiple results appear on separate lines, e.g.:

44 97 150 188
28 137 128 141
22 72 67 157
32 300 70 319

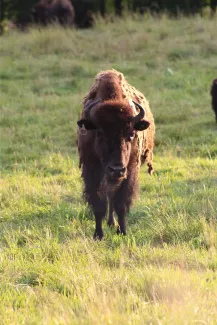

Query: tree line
1 0 217 26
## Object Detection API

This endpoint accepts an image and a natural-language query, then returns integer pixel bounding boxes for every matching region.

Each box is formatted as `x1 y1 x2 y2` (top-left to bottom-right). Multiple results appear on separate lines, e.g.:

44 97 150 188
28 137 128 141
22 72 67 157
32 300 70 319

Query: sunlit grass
0 14 217 324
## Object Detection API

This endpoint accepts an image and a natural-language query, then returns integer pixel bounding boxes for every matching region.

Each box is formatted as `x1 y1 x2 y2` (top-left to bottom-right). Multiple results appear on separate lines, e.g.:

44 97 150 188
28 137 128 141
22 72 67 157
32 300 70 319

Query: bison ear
77 119 97 130
134 120 150 131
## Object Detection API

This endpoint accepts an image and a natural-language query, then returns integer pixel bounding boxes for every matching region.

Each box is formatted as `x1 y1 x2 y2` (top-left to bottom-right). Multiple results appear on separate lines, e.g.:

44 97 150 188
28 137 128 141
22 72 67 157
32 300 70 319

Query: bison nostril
108 166 126 175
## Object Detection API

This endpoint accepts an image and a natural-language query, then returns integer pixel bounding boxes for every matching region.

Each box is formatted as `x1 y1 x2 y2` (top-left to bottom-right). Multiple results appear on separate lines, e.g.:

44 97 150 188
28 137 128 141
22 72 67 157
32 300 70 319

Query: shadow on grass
0 199 94 246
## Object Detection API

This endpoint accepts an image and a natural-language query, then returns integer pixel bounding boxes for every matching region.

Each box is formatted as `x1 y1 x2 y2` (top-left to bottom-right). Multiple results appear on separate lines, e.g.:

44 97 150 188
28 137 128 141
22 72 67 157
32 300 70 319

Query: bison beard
77 70 155 239
211 79 217 124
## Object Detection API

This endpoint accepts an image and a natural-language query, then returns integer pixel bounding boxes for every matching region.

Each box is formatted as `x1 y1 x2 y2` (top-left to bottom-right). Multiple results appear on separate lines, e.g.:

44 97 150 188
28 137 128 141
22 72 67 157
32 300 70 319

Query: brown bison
77 70 155 239
211 79 217 124
32 0 75 26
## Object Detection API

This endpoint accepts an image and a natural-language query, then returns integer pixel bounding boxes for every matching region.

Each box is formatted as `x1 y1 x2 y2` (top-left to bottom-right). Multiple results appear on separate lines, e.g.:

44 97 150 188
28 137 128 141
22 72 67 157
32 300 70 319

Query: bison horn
132 101 145 124
85 99 101 121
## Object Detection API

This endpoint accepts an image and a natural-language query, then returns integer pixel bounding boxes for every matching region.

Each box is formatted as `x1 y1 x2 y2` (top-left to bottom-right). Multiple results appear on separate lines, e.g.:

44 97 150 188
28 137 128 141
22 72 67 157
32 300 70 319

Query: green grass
0 14 217 324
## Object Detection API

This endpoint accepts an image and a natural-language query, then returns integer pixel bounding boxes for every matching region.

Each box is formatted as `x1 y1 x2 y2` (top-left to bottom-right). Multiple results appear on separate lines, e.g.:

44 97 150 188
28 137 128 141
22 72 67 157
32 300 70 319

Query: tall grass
0 15 217 324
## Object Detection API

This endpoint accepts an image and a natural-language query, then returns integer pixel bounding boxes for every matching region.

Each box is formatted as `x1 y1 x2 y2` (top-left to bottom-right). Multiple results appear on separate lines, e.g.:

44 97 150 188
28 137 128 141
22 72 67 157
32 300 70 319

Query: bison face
77 99 150 184
95 127 136 183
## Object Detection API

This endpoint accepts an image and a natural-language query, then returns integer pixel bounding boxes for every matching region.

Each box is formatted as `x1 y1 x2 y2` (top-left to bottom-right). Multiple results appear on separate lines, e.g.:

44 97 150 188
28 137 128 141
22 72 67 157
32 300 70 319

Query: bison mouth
106 166 127 184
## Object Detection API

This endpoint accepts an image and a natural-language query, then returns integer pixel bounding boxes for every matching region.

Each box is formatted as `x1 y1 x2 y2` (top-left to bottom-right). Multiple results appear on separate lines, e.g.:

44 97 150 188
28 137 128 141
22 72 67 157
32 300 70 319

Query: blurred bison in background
210 0 217 15
72 1 94 28
77 69 155 239
32 0 75 26
210 79 217 124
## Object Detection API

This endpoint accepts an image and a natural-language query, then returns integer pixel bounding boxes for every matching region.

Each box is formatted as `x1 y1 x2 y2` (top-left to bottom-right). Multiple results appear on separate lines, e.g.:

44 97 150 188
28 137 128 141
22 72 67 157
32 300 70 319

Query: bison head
77 99 150 184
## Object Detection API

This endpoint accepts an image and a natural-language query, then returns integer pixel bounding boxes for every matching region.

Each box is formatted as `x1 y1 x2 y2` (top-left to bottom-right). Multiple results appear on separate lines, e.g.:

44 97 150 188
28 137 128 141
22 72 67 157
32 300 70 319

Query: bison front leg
114 175 138 236
115 206 127 236
114 191 128 236
107 198 117 227
82 166 107 240
93 198 107 240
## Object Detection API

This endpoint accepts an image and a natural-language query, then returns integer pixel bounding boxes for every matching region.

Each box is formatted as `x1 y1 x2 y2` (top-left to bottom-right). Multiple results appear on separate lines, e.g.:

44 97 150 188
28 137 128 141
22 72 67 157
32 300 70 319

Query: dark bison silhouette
77 69 155 239
211 79 217 124
211 0 217 15
32 0 75 26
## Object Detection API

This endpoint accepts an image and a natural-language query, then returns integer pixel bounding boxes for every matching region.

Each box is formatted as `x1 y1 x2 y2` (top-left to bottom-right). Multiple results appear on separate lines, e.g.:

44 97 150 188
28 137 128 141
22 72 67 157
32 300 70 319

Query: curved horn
132 100 145 124
85 99 101 121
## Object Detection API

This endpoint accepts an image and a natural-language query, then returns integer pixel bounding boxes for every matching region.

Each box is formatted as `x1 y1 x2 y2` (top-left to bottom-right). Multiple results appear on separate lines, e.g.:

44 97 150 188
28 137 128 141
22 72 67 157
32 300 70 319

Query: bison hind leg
148 163 154 175
107 198 117 228
141 149 154 175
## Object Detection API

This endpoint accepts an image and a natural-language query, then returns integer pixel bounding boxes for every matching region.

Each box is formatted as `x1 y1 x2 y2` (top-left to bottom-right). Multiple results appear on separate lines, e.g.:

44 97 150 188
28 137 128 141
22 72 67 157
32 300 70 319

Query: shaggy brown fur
77 69 155 239
32 0 75 26
211 79 217 124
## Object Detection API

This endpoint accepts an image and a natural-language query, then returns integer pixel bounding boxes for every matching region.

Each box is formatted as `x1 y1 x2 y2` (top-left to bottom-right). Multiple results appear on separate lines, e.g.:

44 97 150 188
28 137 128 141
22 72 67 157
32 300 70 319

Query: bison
211 79 217 124
77 70 155 239
32 0 75 26
211 0 217 16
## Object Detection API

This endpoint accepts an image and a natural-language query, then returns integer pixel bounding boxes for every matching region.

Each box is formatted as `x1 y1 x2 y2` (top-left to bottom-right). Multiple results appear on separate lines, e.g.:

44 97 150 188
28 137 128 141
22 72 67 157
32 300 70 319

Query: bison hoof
93 230 104 240
116 227 126 236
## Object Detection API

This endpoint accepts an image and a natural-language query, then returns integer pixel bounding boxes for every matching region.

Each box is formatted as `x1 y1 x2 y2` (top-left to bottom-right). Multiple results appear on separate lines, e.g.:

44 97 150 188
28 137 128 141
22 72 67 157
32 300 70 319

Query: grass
0 14 217 324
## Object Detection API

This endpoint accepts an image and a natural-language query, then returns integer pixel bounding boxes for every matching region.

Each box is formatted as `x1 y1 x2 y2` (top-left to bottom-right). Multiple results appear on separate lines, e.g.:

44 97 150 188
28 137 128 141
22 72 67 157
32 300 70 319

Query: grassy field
0 14 217 324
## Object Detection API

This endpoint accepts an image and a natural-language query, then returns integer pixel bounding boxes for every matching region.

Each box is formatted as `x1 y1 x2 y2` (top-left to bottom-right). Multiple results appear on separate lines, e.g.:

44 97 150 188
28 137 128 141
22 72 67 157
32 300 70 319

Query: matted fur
79 69 155 172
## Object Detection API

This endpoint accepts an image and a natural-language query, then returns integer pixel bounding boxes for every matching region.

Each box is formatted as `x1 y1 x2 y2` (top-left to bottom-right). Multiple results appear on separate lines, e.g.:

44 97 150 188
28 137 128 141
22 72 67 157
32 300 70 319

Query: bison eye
127 133 135 142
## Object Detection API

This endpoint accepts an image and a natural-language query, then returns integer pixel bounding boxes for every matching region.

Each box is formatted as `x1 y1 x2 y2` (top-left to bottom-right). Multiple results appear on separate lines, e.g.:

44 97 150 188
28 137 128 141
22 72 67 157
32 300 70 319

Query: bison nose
108 166 126 178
